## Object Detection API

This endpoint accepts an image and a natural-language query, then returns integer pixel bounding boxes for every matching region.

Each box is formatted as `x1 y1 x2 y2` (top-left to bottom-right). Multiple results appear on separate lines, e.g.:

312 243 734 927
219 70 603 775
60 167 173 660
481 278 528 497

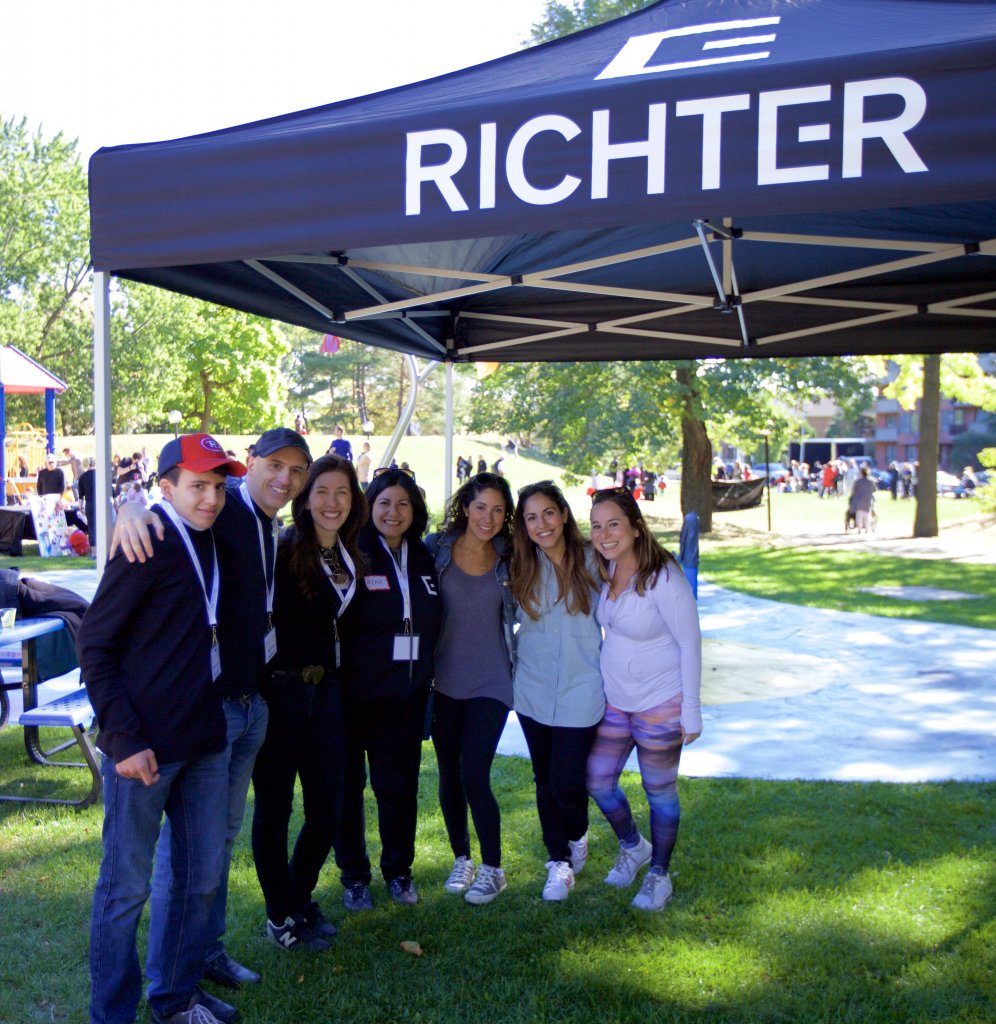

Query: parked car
750 462 789 484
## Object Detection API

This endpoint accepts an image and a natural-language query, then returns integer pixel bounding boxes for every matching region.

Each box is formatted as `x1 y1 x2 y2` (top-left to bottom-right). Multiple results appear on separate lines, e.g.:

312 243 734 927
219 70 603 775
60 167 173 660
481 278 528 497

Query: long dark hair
439 472 514 540
589 488 676 595
286 454 368 599
512 481 598 620
361 469 429 542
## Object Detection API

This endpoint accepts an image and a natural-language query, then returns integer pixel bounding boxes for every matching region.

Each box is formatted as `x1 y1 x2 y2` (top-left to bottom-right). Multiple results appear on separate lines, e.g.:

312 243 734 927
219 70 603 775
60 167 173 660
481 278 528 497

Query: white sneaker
604 835 652 887
444 855 475 894
567 831 589 874
542 860 575 902
464 864 507 905
631 867 673 911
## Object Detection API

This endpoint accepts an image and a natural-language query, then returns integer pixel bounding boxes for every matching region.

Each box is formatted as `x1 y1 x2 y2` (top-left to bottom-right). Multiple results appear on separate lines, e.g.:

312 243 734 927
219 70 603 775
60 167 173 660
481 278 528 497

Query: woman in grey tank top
426 473 515 906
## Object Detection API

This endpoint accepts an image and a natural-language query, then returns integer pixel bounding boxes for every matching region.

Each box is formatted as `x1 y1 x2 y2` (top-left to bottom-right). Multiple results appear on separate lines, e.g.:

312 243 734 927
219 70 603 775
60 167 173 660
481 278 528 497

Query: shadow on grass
1 736 993 1024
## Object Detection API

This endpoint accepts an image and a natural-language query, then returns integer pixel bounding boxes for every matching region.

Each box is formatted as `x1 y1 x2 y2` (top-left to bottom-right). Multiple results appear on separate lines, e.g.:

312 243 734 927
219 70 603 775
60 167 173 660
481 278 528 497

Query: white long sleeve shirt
596 562 702 733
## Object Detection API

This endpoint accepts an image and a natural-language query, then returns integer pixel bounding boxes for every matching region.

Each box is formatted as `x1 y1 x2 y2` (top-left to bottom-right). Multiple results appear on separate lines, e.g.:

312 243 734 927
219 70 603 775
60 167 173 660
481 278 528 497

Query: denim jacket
426 531 516 671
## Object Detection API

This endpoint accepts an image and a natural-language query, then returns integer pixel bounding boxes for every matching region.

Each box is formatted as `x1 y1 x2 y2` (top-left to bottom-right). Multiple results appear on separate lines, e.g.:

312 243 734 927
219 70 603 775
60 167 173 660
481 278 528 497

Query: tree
0 116 92 431
469 356 877 527
528 0 653 43
882 353 996 538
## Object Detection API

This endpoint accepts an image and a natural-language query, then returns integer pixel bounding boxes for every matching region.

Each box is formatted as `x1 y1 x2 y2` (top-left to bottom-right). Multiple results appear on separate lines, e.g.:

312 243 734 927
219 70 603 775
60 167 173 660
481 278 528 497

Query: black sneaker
343 882 373 912
265 915 330 952
302 900 338 937
387 876 418 906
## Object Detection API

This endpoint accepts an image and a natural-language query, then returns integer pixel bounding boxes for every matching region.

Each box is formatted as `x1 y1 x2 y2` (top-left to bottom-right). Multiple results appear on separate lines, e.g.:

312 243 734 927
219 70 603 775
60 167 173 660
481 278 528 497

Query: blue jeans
90 749 228 1023
147 693 268 981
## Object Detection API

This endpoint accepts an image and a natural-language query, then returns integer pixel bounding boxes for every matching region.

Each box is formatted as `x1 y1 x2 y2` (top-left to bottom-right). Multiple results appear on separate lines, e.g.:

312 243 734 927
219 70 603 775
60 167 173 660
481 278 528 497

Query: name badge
211 644 222 682
393 635 420 661
263 627 278 664
365 575 391 591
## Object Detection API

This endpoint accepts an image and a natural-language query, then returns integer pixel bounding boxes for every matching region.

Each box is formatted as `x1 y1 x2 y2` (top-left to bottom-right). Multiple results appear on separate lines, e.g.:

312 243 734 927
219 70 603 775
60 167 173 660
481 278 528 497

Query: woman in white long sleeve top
587 487 702 912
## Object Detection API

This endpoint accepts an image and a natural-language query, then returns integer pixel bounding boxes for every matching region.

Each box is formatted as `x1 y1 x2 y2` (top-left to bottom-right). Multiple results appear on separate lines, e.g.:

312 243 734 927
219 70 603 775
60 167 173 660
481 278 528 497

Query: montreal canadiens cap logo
200 436 224 454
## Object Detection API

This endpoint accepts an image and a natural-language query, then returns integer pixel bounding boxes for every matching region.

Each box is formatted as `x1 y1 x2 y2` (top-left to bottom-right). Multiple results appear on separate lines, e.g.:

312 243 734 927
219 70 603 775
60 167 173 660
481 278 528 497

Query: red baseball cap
158 433 247 478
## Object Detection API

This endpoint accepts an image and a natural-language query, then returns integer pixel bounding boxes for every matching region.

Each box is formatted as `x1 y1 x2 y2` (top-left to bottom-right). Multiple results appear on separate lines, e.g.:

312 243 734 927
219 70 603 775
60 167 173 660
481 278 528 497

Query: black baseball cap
252 428 313 463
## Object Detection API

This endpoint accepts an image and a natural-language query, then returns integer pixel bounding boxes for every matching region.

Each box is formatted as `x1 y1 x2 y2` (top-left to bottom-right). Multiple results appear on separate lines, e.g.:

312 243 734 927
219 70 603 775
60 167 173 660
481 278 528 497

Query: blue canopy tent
87 0 996 549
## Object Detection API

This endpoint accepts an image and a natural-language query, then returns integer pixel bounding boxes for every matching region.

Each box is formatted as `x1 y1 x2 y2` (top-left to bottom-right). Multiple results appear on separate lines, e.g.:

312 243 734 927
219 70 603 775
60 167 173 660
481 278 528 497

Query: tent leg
444 362 454 505
93 272 113 575
377 355 438 469
0 386 6 486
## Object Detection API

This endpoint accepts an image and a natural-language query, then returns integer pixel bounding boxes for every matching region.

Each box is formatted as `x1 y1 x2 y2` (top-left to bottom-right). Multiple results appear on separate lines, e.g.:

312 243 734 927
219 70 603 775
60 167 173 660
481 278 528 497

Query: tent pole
93 272 113 575
444 361 453 505
378 356 438 469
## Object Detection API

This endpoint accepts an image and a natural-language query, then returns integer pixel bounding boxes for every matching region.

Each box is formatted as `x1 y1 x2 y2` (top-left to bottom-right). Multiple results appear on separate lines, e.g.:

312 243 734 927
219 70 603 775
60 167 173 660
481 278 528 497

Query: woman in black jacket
335 468 443 911
251 455 367 951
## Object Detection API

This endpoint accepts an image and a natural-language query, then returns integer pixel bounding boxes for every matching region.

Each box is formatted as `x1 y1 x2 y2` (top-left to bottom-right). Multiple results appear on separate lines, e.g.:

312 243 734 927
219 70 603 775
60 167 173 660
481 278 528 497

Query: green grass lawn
700 547 996 631
1 737 993 1024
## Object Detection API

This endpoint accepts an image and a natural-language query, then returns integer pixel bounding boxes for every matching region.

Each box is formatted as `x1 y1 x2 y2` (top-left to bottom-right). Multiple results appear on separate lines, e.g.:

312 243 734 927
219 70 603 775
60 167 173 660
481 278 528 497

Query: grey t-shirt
435 561 513 707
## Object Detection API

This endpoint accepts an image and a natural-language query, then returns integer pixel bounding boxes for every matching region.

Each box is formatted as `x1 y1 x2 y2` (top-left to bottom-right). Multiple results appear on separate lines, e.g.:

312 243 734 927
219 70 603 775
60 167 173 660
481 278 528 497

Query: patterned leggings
585 695 684 871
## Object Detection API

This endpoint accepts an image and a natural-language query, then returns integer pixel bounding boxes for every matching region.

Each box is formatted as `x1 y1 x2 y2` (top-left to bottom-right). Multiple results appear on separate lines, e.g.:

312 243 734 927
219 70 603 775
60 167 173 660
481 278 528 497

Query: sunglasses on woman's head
517 479 555 496
373 466 416 480
590 486 633 505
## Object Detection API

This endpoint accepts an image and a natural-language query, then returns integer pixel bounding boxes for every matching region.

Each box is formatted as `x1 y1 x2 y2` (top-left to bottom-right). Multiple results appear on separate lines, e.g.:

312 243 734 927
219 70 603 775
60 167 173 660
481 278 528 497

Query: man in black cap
113 428 314 1010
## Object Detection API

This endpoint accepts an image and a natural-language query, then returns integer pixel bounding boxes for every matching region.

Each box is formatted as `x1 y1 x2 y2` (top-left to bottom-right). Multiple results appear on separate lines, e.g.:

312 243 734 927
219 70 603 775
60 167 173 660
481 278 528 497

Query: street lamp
760 426 772 532
167 409 182 439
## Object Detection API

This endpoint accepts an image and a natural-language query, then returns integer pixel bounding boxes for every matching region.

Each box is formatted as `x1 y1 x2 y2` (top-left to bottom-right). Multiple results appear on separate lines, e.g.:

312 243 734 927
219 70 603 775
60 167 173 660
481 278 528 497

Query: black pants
251 675 343 923
518 714 598 864
333 690 427 887
431 693 508 868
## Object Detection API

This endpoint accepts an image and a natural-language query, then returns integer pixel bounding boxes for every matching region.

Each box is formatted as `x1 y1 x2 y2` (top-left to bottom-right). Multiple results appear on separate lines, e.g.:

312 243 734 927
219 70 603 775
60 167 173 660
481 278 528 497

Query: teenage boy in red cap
112 428 320 985
79 434 246 1024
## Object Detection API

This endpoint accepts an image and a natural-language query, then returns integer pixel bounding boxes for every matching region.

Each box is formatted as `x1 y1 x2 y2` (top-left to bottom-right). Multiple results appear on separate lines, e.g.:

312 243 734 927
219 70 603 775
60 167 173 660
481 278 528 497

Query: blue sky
2 0 549 160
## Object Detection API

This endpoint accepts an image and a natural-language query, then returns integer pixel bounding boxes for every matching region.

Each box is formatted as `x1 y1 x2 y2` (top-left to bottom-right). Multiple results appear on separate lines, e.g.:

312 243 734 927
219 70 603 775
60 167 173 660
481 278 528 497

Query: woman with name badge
335 468 442 911
251 455 367 951
586 487 702 912
426 472 516 906
511 481 604 903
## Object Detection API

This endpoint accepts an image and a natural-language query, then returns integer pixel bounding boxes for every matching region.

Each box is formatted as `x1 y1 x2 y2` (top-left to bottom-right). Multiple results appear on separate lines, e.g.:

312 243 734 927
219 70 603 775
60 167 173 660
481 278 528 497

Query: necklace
320 543 349 587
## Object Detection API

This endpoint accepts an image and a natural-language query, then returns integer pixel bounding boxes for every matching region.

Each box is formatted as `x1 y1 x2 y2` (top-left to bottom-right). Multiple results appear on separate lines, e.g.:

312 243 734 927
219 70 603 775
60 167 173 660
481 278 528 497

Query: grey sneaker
568 831 589 874
542 860 574 902
465 864 507 905
604 835 652 887
150 997 222 1024
387 875 419 905
343 881 373 912
266 915 331 952
631 866 673 911
444 855 475 894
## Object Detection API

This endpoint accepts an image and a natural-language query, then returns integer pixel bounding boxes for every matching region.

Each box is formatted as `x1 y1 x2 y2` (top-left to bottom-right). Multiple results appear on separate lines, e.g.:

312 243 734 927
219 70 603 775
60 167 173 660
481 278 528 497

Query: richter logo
597 16 781 80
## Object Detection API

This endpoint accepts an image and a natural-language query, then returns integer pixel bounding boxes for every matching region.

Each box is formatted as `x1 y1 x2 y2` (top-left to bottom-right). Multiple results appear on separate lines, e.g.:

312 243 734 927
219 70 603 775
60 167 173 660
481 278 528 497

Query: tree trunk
199 368 213 431
676 363 713 533
913 353 940 538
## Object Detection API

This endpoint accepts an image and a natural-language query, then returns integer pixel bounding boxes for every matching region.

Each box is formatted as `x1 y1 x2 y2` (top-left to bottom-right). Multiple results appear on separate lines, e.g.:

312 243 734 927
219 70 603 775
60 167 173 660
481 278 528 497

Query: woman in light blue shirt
511 481 604 902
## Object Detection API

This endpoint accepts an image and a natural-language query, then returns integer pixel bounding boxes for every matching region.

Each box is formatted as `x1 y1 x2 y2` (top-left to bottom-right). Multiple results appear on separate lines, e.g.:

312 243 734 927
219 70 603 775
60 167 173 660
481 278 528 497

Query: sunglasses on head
590 485 634 504
373 466 416 480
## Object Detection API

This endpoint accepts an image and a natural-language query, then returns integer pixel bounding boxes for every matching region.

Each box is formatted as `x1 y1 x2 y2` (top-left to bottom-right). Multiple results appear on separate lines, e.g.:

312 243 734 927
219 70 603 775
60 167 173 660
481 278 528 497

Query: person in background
328 425 353 462
849 466 877 533
334 468 442 911
587 487 702 912
511 481 603 902
36 453 66 496
60 447 83 499
356 442 372 491
251 455 366 951
77 457 98 552
427 473 516 906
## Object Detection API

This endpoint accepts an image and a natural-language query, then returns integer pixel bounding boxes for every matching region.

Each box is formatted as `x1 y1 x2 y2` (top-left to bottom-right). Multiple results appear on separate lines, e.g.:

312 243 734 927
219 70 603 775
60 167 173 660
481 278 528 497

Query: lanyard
321 540 357 614
379 536 411 629
239 481 277 616
159 501 219 628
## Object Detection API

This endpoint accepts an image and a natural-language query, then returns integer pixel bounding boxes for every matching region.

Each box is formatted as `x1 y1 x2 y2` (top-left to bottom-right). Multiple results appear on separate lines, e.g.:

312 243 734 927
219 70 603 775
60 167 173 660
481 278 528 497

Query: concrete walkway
15 568 996 784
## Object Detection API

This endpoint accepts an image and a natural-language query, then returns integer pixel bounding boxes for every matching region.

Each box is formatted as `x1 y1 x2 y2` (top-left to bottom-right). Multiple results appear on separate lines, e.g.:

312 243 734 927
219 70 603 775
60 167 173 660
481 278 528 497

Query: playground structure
4 422 51 504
